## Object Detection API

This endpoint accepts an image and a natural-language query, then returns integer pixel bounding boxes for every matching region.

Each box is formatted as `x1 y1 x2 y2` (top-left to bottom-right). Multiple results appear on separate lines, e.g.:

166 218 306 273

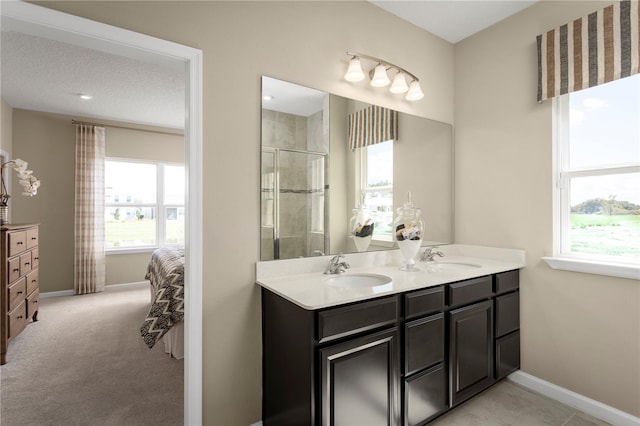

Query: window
105 159 185 250
550 74 640 277
357 140 393 241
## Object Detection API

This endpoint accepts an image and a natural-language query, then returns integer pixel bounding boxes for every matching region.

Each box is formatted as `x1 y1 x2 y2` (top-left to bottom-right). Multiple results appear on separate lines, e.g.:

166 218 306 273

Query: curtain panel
74 124 106 295
348 105 398 150
537 0 639 102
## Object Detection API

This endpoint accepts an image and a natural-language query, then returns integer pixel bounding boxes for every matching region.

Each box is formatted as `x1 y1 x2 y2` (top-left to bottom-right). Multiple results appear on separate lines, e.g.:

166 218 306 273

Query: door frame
0 3 204 424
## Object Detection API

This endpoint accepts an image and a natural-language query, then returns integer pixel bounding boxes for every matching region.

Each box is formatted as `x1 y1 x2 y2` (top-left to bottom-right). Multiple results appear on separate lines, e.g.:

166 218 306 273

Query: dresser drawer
26 288 39 319
9 301 28 338
20 252 32 275
8 231 27 256
317 296 399 343
26 227 39 249
8 277 27 312
448 276 493 308
405 286 445 320
31 248 39 268
26 269 39 296
8 257 21 283
495 270 519 294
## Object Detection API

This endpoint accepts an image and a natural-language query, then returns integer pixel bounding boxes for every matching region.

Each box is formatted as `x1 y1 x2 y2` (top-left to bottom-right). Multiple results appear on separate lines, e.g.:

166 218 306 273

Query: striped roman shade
348 105 398 151
537 0 639 102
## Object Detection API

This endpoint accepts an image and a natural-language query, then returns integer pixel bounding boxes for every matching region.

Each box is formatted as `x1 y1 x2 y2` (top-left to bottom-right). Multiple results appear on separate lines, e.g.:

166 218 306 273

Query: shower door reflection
261 148 328 260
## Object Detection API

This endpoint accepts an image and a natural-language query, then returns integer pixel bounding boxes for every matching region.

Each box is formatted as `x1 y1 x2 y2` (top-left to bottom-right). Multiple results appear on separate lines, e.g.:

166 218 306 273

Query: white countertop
256 245 526 310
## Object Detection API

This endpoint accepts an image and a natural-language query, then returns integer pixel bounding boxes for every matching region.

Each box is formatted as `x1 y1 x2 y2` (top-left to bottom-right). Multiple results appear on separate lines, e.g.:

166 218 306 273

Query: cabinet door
320 327 399 426
404 363 447 426
449 300 494 407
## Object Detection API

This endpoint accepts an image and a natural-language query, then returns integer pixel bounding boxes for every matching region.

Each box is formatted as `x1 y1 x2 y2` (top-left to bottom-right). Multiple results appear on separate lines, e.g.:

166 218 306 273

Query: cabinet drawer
31 248 39 268
405 286 445 319
448 276 493 308
405 313 444 375
26 227 39 249
495 270 519 294
20 252 32 275
496 331 520 380
26 288 39 319
495 292 519 338
26 269 39 296
8 257 21 283
404 363 447 426
8 231 27 256
317 296 398 343
9 301 28 338
8 277 27 312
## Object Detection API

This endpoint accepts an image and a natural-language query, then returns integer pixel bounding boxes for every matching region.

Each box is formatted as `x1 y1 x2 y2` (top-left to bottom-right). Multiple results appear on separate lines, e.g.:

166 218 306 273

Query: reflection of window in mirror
356 140 393 243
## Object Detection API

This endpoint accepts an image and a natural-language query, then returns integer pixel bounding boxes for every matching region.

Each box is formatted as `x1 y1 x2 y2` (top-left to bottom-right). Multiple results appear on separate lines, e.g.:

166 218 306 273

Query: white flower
12 159 28 172
17 169 33 179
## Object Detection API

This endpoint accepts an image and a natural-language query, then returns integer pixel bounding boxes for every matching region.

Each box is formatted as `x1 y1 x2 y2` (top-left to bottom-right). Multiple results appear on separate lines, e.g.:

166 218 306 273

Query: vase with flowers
1 158 40 225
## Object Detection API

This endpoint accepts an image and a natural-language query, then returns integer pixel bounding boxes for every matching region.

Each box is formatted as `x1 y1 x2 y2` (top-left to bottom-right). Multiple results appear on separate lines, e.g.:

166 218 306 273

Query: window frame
544 94 640 280
105 157 185 254
355 141 394 246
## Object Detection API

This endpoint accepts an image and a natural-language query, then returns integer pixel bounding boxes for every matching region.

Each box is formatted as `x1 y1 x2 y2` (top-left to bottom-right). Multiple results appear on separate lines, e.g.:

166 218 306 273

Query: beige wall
37 1 455 424
1 98 12 156
454 0 639 417
11 109 184 291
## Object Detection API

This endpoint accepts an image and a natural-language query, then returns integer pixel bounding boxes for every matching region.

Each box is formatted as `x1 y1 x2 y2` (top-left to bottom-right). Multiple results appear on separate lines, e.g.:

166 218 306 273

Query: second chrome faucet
324 254 350 274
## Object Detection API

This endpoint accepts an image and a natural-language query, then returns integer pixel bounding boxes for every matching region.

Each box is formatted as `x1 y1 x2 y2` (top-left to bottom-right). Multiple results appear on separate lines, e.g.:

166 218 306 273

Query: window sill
542 256 640 280
106 247 157 256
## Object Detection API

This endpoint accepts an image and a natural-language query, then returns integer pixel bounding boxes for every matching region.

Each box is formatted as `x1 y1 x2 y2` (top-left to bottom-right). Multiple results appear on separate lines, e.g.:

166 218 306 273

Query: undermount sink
426 262 481 272
324 273 392 288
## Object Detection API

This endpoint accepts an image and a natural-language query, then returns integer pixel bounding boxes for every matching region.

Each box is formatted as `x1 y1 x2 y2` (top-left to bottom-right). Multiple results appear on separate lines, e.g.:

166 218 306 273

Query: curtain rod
71 120 183 136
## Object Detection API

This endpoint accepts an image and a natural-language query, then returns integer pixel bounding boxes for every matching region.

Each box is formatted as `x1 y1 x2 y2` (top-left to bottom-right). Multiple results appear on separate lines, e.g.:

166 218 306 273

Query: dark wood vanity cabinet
449 300 494 406
262 269 520 425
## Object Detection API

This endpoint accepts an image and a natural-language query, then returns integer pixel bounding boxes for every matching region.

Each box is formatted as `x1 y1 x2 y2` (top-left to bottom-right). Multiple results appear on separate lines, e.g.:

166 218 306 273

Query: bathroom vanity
257 245 524 425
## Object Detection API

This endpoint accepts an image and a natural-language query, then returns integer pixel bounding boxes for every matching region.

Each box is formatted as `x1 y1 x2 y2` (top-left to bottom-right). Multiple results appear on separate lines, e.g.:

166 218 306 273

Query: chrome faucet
420 246 444 262
324 254 350 274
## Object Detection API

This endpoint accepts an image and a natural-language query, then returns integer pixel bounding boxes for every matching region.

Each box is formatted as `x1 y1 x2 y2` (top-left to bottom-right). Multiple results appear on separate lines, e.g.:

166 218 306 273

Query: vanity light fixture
344 51 424 101
79 94 93 100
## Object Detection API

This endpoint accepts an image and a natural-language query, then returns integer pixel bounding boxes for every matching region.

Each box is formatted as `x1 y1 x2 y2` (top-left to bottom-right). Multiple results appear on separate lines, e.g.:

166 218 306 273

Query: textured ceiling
1 30 185 129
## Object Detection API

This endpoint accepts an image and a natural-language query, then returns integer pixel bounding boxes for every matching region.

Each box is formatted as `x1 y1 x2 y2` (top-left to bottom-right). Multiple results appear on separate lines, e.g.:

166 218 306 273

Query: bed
140 246 185 359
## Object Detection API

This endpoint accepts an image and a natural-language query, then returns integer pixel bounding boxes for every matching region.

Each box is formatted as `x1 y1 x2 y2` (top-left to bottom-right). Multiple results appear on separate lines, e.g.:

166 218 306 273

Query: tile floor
430 379 610 426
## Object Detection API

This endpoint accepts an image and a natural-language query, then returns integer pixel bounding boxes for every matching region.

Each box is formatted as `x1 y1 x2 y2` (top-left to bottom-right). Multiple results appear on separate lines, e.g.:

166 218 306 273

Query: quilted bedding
140 246 185 349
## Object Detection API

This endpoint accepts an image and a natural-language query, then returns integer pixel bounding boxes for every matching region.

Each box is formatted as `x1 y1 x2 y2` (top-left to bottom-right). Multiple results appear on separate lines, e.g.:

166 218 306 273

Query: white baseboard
40 281 148 299
39 289 74 298
248 422 262 426
509 371 640 426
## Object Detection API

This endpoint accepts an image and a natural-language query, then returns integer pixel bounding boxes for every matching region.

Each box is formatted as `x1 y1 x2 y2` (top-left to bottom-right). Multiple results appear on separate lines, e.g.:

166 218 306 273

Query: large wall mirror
260 76 453 261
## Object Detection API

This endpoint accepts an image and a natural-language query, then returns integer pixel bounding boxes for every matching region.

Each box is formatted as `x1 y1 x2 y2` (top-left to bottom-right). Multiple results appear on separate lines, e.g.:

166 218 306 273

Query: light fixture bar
346 51 419 82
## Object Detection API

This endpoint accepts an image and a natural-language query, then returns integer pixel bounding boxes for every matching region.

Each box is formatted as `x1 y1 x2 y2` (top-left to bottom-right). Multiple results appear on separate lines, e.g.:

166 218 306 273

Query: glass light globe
370 64 390 87
405 80 424 101
344 57 365 82
389 72 409 94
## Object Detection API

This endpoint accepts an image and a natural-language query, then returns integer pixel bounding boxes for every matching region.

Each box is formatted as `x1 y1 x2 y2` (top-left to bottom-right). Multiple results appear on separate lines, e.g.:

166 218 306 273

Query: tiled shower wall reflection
261 108 328 260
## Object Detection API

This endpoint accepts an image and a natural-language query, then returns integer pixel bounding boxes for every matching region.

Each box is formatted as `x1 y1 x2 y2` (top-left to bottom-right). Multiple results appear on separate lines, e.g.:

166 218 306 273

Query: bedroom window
549 75 640 278
105 159 185 251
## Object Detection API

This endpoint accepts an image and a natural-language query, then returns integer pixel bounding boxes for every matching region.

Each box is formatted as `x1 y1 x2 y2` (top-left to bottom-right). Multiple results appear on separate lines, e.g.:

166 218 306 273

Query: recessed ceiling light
79 94 93 100
263 95 274 101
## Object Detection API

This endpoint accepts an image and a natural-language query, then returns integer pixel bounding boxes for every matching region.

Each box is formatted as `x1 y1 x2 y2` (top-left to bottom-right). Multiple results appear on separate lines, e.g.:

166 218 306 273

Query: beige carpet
0 283 183 426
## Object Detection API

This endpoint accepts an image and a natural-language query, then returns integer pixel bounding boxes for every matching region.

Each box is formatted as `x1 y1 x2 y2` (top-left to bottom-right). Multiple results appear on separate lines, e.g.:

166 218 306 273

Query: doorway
0 2 203 424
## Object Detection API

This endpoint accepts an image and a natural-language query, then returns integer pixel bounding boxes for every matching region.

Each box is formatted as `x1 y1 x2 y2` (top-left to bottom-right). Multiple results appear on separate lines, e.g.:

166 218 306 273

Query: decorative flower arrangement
1 158 40 207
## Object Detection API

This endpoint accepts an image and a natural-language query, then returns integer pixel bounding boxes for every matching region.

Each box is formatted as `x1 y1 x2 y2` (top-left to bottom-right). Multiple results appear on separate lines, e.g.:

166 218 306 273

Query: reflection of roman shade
348 105 398 150
536 0 639 102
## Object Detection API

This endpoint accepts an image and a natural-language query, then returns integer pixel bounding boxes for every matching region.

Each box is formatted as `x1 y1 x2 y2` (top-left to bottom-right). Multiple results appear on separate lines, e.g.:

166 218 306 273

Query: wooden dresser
1 223 40 365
